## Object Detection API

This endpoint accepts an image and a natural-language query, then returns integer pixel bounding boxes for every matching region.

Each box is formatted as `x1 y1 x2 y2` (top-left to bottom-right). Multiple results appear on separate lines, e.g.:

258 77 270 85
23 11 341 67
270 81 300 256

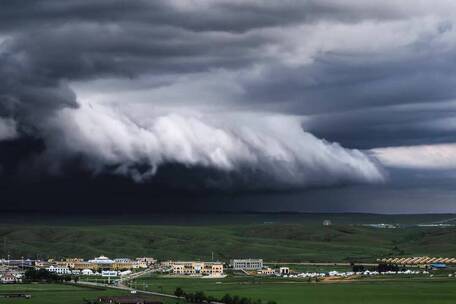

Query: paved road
75 279 181 300
75 268 180 300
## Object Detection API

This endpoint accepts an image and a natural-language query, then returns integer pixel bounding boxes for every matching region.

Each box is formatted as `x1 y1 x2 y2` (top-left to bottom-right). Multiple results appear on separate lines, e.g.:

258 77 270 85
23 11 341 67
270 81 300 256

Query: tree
184 293 195 303
222 294 233 304
240 297 252 304
232 295 241 304
174 287 184 297
24 268 62 283
195 291 207 303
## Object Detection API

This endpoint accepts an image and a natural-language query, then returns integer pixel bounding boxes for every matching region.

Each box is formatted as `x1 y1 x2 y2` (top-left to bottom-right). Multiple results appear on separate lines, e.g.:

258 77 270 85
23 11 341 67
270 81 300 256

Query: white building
114 258 131 263
279 267 290 275
88 256 114 265
136 257 156 265
231 259 263 270
1 272 17 284
260 267 275 275
101 270 118 277
322 219 332 226
46 265 72 275
132 261 148 269
172 261 224 276
82 269 94 276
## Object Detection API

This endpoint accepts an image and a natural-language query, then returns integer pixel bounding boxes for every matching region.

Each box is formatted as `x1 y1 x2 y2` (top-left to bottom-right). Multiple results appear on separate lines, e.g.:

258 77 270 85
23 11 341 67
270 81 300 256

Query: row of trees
351 263 403 273
174 287 277 304
24 268 79 283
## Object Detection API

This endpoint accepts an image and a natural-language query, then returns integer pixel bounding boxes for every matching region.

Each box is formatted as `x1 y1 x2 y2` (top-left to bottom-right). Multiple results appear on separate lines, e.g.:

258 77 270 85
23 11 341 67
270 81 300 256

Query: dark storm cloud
0 0 414 34
1 0 456 199
236 25 456 147
307 102 456 149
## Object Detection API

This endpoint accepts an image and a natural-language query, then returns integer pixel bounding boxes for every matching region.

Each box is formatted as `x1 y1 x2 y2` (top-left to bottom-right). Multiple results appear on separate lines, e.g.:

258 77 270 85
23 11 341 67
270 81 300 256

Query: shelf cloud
42 102 384 188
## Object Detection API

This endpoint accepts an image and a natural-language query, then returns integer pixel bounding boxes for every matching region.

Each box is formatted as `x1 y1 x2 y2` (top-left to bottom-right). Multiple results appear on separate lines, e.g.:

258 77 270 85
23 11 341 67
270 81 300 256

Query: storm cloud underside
1 1 456 198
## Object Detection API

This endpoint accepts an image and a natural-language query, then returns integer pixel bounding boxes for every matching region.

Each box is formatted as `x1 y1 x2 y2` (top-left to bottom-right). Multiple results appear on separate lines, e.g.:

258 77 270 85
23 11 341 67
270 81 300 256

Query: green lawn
0 283 178 304
133 276 456 304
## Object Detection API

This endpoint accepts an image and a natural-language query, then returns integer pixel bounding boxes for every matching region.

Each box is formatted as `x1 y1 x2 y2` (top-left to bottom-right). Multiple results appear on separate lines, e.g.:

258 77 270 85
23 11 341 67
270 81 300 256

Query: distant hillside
1 213 456 262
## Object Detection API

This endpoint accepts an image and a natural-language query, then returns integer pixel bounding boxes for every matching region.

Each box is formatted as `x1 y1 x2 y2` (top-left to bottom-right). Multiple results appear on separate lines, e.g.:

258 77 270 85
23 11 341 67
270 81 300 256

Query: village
2 255 456 285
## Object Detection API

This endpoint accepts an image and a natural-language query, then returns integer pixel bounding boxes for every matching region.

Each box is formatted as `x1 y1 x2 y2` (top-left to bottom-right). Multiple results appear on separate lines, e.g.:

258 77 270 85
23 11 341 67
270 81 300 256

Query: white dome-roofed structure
88 256 114 264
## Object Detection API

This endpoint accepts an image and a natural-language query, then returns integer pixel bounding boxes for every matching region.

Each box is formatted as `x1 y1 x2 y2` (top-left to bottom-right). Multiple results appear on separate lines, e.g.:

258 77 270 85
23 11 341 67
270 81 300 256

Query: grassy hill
1 213 456 262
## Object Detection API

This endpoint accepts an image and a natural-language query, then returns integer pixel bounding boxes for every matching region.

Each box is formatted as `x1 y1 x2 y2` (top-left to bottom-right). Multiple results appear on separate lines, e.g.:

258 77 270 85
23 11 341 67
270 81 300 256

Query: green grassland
133 276 456 304
1 213 456 262
0 284 179 304
0 283 126 304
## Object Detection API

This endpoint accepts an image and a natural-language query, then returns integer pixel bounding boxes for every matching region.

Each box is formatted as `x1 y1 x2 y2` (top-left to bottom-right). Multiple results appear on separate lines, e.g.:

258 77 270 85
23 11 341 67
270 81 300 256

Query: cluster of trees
377 263 402 273
220 294 277 304
174 287 277 304
24 268 77 283
351 263 403 273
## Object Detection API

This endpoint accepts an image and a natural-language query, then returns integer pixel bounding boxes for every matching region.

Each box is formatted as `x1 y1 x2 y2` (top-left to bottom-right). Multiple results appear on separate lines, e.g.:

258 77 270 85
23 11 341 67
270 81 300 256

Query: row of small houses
169 259 290 277
42 256 157 277
5 255 453 282
378 256 456 266
44 256 156 271
0 256 156 281
46 258 287 278
0 256 157 271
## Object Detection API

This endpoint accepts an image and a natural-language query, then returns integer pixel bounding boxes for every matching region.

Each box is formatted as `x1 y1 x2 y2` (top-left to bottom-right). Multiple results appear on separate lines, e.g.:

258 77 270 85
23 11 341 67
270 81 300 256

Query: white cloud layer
372 143 456 170
47 102 384 187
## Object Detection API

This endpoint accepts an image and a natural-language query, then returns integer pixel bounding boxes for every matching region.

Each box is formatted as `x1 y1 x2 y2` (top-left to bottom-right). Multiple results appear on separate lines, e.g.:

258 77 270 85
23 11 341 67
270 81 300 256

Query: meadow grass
0 283 125 304
133 276 456 304
2 217 456 262
0 283 179 304
1 214 456 303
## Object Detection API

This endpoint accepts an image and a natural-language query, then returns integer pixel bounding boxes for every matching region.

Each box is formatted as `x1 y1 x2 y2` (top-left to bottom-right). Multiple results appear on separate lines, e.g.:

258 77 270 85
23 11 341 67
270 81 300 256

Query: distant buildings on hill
35 256 157 276
230 259 263 270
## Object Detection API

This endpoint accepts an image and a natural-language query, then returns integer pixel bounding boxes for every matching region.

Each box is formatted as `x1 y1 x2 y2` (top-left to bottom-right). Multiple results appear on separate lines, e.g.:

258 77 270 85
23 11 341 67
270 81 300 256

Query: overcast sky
1 1 456 213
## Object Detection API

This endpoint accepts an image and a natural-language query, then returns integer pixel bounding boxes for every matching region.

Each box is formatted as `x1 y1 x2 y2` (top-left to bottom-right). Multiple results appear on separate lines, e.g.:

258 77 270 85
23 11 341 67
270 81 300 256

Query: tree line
174 287 277 304
23 268 79 283
352 263 403 273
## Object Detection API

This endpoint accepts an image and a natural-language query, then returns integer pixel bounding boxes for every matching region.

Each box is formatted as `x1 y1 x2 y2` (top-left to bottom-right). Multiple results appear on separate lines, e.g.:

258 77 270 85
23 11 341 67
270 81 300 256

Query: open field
1 213 456 262
0 283 126 304
133 276 456 304
0 283 179 304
